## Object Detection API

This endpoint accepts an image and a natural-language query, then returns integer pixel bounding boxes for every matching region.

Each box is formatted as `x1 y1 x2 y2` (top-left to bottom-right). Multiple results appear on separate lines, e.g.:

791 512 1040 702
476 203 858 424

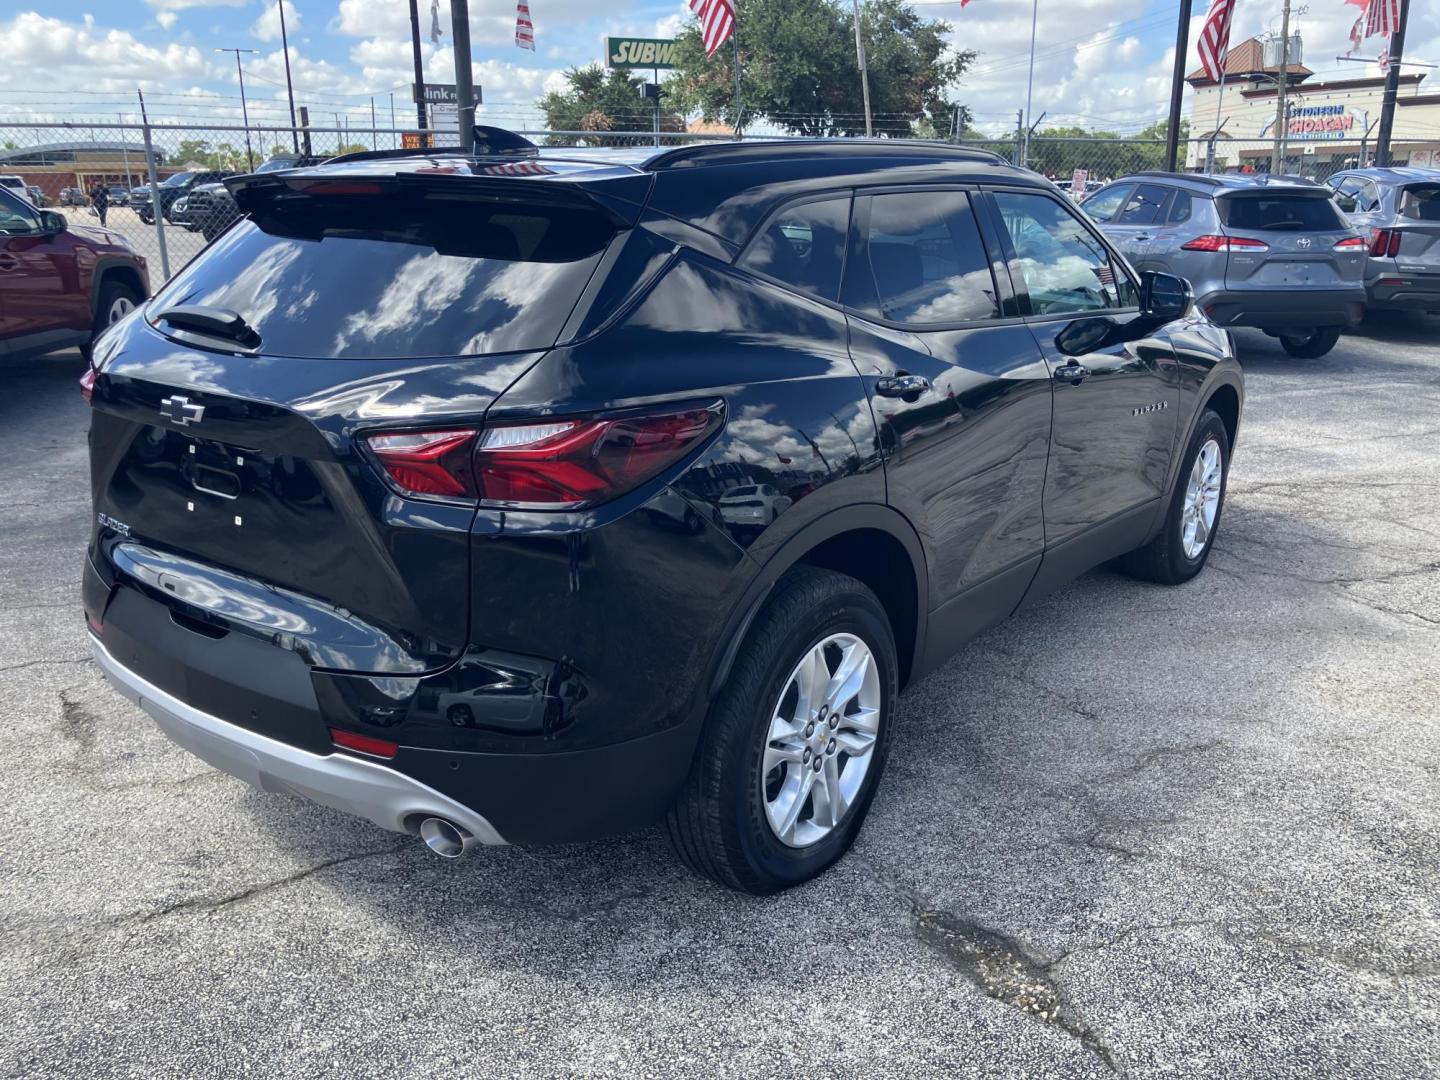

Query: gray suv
1325 167 1440 314
1084 172 1366 358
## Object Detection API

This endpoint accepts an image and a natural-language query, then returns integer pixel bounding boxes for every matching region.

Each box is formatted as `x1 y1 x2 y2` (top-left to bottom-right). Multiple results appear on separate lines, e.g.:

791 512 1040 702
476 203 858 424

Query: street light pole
1022 0 1038 166
277 0 299 153
215 47 259 171
850 0 873 137
451 0 477 151
1163 0 1193 170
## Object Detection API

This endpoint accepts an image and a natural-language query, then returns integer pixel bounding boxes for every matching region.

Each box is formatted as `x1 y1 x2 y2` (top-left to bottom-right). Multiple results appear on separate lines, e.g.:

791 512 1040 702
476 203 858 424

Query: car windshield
161 172 196 188
256 159 298 173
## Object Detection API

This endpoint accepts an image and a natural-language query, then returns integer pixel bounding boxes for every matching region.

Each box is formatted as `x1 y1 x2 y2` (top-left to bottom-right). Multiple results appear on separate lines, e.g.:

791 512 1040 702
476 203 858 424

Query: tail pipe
418 816 478 858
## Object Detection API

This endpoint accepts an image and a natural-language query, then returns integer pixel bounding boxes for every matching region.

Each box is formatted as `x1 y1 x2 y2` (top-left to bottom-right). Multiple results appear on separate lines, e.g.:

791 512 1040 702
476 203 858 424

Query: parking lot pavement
2 318 1437 1079
72 204 208 272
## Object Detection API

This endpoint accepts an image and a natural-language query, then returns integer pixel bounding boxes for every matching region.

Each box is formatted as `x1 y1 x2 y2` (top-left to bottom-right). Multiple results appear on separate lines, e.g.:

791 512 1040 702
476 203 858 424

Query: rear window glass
149 190 613 359
1399 185 1440 221
1218 193 1345 231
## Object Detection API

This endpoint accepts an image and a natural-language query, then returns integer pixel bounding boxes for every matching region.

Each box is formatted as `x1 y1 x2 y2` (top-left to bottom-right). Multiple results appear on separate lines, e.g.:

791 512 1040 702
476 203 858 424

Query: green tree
175 138 214 166
665 0 973 137
335 142 370 156
539 66 657 144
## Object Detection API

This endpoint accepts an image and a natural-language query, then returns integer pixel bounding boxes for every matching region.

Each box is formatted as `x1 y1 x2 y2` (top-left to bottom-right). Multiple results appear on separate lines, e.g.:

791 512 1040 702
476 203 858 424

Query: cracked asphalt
3 317 1438 1078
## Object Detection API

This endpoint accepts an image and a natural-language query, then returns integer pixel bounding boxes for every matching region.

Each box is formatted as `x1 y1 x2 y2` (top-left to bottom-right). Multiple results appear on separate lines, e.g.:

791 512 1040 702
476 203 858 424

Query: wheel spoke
771 769 813 843
834 728 876 756
812 754 849 829
825 642 871 714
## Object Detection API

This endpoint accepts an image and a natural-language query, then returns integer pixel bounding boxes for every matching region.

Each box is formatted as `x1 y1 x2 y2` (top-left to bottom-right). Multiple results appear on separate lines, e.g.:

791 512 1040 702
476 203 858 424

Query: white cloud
0 12 221 91
156 11 179 30
251 0 300 43
146 0 247 10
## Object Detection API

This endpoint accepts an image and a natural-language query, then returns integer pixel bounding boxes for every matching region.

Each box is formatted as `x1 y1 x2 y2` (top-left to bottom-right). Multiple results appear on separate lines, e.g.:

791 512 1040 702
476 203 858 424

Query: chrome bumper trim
89 635 507 845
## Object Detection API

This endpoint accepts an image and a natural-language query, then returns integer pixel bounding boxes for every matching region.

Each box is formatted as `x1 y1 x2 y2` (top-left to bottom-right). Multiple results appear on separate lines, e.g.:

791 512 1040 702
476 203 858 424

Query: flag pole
1022 0 1038 165
732 7 744 139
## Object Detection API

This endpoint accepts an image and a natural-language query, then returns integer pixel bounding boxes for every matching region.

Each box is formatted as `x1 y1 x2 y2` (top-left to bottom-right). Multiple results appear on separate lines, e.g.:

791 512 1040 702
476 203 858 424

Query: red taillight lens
330 728 399 759
1369 228 1402 257
1181 234 1269 252
476 403 723 508
79 367 97 402
85 610 103 635
1333 235 1367 251
366 429 479 498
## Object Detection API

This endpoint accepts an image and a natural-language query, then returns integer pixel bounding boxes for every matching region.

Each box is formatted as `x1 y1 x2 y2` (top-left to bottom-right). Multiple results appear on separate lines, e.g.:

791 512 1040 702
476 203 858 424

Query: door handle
1131 234 1153 242
875 374 931 398
1053 361 1090 384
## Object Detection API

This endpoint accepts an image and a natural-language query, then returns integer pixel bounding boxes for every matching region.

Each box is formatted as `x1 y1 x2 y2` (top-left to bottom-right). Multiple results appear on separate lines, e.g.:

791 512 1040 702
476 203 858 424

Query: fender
701 502 930 701
89 256 151 318
1162 366 1244 502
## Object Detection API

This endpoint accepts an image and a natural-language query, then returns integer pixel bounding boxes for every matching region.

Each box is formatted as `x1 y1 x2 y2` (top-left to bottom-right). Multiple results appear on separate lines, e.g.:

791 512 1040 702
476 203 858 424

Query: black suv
129 170 236 224
84 136 1242 893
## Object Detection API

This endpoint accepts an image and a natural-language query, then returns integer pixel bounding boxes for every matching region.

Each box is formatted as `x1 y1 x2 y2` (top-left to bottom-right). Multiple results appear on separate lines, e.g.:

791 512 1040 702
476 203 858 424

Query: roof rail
325 125 537 165
645 138 1007 171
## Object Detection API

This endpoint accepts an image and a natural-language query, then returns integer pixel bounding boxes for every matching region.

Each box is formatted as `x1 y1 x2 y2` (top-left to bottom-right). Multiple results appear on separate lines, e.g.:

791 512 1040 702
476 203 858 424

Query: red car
0 186 149 361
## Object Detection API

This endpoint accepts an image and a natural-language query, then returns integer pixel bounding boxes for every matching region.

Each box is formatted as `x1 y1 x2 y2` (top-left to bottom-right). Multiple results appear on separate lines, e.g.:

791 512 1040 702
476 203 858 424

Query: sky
0 0 1434 137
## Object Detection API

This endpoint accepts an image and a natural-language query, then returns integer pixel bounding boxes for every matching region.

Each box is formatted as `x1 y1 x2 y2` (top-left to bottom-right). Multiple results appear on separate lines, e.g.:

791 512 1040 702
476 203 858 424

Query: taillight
79 367 97 402
1368 228 1402 257
1333 236 1367 251
1181 235 1269 252
366 429 479 498
330 728 398 759
475 403 723 508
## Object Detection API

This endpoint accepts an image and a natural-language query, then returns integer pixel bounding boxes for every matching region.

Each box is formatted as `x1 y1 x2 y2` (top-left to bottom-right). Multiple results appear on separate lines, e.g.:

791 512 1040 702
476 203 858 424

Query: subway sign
605 36 679 69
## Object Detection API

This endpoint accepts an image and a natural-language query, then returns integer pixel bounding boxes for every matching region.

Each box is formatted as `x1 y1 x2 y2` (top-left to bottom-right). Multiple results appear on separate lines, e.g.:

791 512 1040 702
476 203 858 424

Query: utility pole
408 0 429 135
1374 0 1411 166
451 0 476 151
1022 0 1038 165
298 105 312 157
215 47 259 171
1163 0 1193 170
851 0 873 137
1015 109 1024 166
390 93 397 148
277 0 298 152
1270 0 1293 174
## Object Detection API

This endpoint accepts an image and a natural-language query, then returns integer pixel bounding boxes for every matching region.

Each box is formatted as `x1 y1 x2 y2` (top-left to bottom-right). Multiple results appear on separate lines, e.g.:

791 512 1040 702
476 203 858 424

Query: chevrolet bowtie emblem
160 395 205 427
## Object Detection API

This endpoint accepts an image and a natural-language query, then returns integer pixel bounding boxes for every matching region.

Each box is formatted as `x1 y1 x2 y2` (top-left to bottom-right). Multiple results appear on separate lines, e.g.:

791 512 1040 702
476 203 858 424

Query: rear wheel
667 567 897 894
1113 409 1230 586
1279 326 1341 358
80 279 142 361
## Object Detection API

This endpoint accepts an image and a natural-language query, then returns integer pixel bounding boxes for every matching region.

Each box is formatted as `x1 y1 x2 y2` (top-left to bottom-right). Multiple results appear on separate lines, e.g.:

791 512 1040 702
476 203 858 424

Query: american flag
515 0 535 51
1365 0 1400 38
689 0 736 57
1196 0 1236 83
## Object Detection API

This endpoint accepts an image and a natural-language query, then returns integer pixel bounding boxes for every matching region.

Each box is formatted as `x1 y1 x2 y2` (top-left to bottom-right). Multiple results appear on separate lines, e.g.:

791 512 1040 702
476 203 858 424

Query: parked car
0 175 26 196
129 170 235 224
718 483 794 526
84 136 1242 893
106 185 132 203
0 186 148 361
1083 171 1366 357
185 154 327 240
1324 166 1440 314
58 186 87 207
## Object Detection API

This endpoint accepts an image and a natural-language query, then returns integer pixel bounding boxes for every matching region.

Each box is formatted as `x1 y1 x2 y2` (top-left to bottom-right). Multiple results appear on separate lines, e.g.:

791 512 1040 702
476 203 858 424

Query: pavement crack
130 843 408 924
0 656 91 675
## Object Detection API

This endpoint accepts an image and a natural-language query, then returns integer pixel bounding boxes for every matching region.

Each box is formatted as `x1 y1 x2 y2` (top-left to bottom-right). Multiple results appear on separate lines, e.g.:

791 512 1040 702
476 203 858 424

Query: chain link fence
5 120 1437 288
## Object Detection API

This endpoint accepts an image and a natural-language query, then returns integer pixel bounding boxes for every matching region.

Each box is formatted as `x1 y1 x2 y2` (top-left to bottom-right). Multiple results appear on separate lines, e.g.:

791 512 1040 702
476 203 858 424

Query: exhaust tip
419 816 471 858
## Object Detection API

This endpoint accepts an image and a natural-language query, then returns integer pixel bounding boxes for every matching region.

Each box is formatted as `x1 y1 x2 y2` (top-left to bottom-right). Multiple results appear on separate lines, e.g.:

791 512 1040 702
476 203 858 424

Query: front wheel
667 567 897 894
1279 326 1341 358
1113 408 1230 585
80 279 142 361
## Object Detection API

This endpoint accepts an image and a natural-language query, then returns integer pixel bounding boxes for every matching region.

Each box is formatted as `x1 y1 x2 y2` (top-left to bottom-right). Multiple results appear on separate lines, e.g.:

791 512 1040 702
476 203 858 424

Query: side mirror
1139 270 1192 321
39 210 67 235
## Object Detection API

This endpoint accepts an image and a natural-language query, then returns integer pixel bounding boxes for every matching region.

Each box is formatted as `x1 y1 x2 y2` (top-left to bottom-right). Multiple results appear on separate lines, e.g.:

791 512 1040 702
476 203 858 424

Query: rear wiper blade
155 305 262 350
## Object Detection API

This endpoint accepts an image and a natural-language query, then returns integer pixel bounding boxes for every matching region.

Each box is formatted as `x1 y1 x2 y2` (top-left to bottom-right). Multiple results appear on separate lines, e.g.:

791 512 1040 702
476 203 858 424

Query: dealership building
0 141 178 201
1186 37 1440 175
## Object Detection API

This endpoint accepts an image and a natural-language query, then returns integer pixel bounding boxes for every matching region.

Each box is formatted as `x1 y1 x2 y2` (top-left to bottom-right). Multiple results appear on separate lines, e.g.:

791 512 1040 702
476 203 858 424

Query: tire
80 278 143 361
1279 326 1341 358
667 566 898 894
1113 408 1230 586
138 212 153 226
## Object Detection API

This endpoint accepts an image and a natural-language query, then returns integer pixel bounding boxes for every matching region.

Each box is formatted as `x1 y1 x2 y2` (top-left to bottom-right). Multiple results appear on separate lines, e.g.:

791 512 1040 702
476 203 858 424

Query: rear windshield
1217 193 1346 232
149 188 613 359
1399 185 1440 222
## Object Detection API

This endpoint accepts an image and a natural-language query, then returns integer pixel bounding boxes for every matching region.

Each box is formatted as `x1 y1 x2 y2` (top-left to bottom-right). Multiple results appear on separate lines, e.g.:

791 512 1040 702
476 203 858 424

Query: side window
993 190 1135 316
739 196 850 303
1080 183 1134 223
855 190 999 325
0 189 39 235
1356 181 1381 213
1168 190 1193 224
1116 184 1172 226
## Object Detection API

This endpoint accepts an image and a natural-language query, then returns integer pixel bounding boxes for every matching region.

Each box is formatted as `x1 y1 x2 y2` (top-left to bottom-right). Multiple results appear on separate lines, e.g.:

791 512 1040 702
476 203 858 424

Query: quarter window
856 190 999 325
739 196 850 302
993 190 1134 315
1167 190 1193 224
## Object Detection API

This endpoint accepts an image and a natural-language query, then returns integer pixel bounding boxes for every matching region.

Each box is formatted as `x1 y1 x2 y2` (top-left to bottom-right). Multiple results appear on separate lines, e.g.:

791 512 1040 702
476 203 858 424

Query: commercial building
0 141 176 202
1186 37 1440 177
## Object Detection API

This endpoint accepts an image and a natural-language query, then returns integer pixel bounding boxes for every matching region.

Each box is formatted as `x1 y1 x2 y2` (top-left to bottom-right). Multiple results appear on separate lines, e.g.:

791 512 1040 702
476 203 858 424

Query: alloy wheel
1180 437 1223 559
761 633 881 848
107 296 135 325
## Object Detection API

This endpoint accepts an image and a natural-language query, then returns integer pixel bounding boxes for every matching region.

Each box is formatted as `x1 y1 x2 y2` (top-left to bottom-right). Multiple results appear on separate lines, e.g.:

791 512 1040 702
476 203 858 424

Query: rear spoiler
226 167 651 228
323 125 539 165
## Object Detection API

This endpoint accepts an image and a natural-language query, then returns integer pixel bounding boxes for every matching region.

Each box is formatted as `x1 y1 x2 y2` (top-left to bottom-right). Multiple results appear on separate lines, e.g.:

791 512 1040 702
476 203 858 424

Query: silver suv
1084 172 1366 358
1325 167 1440 315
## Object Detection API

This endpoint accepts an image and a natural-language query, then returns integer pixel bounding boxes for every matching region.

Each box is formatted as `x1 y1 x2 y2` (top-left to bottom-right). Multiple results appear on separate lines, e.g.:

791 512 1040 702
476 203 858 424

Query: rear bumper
1198 288 1366 330
91 634 508 845
1365 273 1440 311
